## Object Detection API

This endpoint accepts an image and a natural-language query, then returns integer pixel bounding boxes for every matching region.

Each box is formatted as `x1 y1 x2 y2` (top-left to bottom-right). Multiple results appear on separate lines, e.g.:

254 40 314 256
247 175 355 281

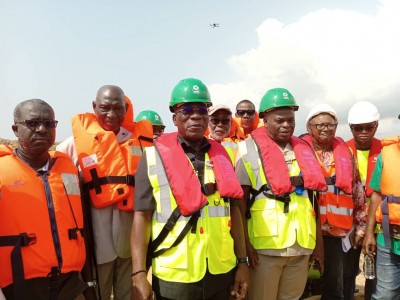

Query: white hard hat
306 103 338 124
347 101 380 124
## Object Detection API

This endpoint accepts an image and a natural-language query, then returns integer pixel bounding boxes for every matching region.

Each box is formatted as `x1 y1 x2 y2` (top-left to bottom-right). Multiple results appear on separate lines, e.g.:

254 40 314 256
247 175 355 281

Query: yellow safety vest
146 147 236 283
238 139 317 250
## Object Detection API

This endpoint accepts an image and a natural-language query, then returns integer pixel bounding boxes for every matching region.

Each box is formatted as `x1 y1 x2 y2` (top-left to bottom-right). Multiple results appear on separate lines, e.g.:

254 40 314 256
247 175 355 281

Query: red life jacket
250 127 327 196
346 138 382 197
155 132 244 217
301 134 355 230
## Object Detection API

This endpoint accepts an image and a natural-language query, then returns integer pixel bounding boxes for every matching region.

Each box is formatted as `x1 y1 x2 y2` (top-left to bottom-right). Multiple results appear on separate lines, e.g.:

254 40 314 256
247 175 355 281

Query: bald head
93 85 127 134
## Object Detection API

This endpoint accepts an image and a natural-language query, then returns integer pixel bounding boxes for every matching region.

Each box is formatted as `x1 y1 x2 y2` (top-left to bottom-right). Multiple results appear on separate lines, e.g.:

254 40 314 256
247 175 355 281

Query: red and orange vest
302 134 354 230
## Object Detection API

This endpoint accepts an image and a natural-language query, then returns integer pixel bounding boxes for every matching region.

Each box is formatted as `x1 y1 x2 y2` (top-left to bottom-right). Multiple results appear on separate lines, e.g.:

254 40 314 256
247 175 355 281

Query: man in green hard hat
135 110 166 140
131 78 250 300
235 87 326 300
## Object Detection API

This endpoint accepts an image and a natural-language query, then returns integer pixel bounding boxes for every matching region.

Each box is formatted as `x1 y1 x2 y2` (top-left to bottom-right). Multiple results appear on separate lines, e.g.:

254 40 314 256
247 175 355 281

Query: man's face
208 110 232 142
264 107 295 148
235 102 256 131
173 102 209 142
152 125 165 140
350 122 378 149
93 87 127 134
307 113 337 147
12 102 56 157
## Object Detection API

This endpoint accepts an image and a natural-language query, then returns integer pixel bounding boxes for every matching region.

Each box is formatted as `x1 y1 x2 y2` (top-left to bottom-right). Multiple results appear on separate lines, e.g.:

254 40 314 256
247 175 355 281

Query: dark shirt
134 134 235 299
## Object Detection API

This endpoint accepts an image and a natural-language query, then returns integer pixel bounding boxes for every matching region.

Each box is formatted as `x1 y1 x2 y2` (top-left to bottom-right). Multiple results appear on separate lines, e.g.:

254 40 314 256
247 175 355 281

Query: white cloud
209 0 400 140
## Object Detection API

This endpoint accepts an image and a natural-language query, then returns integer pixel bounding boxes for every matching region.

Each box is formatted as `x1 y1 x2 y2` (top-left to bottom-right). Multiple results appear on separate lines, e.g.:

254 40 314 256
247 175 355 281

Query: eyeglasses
236 110 256 117
309 123 337 131
16 119 58 129
350 123 377 133
209 118 231 125
175 106 208 116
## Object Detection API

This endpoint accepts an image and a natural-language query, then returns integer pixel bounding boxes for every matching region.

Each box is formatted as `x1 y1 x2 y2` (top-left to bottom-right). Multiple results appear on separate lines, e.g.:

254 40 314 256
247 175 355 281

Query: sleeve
134 152 156 211
368 153 383 193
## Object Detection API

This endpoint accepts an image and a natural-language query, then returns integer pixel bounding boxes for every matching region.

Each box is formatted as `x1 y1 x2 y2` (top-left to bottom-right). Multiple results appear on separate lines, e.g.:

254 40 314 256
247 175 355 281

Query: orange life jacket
251 127 327 197
0 149 86 290
347 138 382 197
154 132 244 216
230 115 263 141
375 136 400 247
301 134 354 230
72 113 153 211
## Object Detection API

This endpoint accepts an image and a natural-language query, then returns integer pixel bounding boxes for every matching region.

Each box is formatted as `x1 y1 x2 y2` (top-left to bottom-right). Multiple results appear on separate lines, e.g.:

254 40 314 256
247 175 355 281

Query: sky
1 0 400 141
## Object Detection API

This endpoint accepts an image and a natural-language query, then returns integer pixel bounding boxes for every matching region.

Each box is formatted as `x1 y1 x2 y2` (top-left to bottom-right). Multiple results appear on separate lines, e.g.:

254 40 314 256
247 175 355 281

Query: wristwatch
86 280 98 288
237 257 249 266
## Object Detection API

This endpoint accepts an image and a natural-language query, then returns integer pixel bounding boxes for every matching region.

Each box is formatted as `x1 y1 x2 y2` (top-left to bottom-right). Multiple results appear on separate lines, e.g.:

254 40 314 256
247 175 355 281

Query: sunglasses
16 119 58 129
175 106 208 116
209 118 231 125
236 110 256 117
309 123 337 131
350 123 377 133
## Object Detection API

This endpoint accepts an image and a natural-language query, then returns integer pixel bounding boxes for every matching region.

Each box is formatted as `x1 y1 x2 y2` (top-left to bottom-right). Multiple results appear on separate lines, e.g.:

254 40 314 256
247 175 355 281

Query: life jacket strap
84 168 135 194
0 232 37 300
150 207 200 258
381 194 400 249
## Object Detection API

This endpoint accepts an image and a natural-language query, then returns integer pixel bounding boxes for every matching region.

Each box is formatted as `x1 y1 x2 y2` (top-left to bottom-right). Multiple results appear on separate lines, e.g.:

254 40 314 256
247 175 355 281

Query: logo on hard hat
282 92 289 99
192 85 200 94
155 115 160 121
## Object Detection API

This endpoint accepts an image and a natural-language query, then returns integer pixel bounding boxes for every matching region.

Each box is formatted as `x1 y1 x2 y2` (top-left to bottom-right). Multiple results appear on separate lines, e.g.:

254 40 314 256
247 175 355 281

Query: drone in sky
210 23 220 28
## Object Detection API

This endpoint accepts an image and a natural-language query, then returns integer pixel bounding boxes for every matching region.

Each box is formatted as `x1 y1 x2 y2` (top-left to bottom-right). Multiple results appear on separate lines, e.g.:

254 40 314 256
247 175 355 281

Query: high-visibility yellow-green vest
238 139 317 250
146 146 236 283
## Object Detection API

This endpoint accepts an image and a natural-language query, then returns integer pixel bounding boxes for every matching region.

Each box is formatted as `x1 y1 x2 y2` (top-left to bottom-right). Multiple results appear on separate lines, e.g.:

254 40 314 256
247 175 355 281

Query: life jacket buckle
126 174 136 186
20 233 37 247
203 183 216 196
68 228 84 240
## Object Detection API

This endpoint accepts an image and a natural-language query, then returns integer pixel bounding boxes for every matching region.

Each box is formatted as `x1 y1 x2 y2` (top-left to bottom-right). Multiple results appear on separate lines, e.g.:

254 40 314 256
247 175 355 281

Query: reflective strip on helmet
208 205 229 217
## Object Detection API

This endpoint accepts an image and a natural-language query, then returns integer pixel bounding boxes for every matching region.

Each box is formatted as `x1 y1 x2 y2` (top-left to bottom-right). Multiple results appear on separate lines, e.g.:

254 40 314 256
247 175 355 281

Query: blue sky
1 0 399 141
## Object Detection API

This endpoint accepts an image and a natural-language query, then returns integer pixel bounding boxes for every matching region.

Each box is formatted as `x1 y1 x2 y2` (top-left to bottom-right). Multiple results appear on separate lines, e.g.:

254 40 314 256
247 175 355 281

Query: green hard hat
135 110 164 126
169 78 212 112
259 87 299 114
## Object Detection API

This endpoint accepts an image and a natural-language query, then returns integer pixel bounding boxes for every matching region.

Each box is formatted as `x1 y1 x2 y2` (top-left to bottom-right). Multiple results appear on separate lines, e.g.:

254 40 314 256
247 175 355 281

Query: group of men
0 78 399 300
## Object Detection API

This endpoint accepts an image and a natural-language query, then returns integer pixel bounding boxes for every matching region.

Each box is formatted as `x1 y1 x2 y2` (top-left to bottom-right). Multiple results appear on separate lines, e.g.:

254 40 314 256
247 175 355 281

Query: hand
230 264 250 300
132 273 153 300
353 234 364 249
246 242 259 269
362 231 376 256
310 246 324 275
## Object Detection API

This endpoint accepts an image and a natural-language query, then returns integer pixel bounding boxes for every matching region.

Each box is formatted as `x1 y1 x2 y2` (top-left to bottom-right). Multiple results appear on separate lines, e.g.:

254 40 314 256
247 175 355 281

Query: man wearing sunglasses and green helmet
131 78 249 300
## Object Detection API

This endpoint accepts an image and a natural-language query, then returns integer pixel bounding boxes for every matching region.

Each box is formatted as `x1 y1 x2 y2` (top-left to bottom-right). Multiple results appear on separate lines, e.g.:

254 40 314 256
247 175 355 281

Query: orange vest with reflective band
0 149 86 288
347 138 382 197
72 113 153 211
302 134 354 230
155 133 244 217
376 136 400 225
251 127 327 195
